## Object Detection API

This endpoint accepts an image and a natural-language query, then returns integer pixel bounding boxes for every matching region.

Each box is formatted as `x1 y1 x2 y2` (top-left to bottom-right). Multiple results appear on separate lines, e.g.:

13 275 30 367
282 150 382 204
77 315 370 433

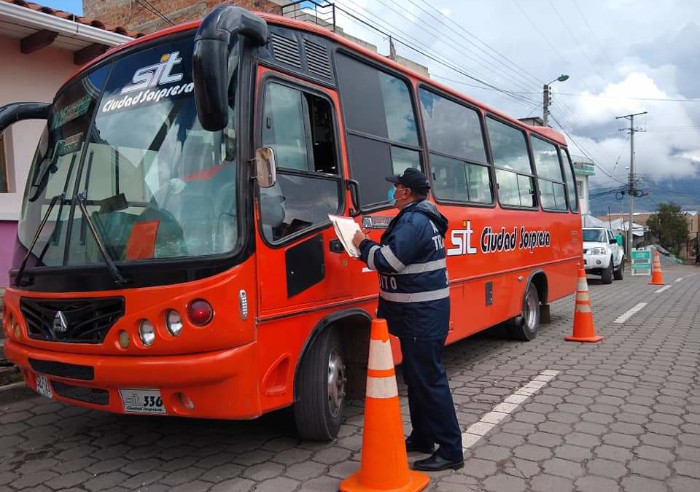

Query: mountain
589 177 700 216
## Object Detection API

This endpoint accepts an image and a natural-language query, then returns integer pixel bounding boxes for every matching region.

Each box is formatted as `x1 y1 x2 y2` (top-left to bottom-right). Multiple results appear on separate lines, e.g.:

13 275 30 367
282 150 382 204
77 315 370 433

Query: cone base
339 469 430 492
649 281 664 285
565 335 603 343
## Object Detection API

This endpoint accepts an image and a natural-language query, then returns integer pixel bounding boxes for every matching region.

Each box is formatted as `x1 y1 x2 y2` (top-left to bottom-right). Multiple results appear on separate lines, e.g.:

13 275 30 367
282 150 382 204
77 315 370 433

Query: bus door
254 71 352 317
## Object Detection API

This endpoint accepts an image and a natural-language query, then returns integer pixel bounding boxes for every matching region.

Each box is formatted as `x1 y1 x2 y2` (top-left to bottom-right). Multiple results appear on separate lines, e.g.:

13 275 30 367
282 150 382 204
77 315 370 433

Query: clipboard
328 214 362 257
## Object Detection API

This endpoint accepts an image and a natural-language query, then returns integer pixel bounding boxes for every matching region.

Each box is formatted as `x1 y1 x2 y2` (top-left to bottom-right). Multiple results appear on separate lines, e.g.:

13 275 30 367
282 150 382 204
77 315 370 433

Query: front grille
52 381 109 406
583 249 589 254
29 359 94 380
20 297 124 344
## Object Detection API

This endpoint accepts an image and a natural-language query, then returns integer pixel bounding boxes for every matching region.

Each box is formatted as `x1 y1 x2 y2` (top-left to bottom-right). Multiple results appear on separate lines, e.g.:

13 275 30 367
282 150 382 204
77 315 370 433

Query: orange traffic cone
565 268 603 343
649 251 665 285
340 319 429 492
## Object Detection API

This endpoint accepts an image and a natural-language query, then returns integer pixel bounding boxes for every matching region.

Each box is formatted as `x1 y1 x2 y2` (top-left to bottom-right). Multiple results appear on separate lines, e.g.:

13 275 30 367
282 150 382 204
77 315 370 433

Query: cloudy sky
45 0 700 192
330 0 700 192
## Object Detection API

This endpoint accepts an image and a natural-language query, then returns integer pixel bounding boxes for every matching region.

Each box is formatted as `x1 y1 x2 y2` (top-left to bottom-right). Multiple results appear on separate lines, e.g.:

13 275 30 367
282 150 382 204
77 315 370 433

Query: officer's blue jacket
359 200 450 340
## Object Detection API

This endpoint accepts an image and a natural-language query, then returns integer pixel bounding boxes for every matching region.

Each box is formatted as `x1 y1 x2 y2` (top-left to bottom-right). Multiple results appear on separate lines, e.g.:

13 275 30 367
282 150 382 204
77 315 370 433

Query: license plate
119 389 166 415
35 374 53 399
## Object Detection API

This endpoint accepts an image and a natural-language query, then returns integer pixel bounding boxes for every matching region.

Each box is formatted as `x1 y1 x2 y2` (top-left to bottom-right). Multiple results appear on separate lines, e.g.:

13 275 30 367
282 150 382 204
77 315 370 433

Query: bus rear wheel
508 283 540 341
294 327 346 441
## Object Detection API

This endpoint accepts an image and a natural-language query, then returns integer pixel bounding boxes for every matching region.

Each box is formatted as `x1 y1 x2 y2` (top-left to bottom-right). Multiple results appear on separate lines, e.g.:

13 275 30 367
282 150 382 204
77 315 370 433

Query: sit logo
447 220 478 256
121 52 184 95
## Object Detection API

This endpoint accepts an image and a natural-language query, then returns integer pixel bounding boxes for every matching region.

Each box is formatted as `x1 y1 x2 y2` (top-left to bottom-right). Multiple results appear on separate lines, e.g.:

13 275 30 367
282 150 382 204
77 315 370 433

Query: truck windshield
582 229 606 242
15 34 238 271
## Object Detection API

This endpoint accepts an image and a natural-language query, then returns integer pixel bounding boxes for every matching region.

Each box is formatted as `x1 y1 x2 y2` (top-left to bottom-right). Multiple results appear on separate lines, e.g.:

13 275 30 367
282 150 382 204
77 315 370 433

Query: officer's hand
352 230 369 248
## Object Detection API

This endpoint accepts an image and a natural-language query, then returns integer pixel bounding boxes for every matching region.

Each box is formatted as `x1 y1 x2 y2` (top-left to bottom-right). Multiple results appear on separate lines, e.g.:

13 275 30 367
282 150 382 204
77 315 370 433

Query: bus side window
532 136 567 211
559 148 579 212
418 88 492 204
336 54 422 208
259 82 341 243
487 117 536 208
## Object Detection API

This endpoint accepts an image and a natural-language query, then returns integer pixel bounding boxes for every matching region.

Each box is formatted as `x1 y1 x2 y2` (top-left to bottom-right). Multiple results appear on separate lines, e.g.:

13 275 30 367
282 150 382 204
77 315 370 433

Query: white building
571 156 595 215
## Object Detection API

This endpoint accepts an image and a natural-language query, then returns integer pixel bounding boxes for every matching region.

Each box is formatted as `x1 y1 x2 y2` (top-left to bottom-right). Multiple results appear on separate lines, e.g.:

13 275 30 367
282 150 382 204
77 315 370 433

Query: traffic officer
352 168 463 471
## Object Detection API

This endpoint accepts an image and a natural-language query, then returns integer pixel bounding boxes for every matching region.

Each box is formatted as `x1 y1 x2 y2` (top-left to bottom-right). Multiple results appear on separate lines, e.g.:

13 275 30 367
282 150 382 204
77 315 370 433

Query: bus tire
601 261 613 284
508 283 540 341
294 327 346 441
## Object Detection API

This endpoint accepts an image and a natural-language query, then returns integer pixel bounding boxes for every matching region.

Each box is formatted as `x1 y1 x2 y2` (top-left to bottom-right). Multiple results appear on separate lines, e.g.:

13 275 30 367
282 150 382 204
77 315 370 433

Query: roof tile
1 0 144 38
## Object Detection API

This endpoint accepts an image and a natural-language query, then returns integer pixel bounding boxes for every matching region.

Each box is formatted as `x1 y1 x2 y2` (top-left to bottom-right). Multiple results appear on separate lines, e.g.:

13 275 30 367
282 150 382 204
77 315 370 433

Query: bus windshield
15 34 238 271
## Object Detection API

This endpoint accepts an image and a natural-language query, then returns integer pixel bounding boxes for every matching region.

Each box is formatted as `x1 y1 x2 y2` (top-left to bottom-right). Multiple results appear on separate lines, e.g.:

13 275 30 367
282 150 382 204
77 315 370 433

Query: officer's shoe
405 437 435 454
413 452 464 472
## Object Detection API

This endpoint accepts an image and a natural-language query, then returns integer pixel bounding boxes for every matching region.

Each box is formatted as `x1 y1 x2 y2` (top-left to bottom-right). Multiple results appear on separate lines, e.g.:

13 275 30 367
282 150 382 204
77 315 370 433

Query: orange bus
1 6 580 440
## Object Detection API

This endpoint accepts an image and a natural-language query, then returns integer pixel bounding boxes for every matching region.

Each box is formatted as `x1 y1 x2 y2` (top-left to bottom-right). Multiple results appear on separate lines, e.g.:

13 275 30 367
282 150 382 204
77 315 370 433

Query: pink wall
0 221 17 287
0 35 77 287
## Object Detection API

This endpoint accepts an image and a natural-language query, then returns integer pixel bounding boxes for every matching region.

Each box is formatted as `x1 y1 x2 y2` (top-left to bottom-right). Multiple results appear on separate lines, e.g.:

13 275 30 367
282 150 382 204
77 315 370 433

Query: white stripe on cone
368 339 394 370
366 376 399 399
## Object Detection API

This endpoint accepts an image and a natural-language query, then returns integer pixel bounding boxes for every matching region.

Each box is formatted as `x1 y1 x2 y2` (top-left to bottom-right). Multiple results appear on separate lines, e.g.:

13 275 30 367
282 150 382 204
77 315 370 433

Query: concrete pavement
0 265 698 491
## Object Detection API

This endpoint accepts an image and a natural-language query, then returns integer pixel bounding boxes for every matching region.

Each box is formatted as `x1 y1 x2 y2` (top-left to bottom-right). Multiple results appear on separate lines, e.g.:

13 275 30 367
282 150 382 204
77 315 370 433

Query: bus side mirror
255 147 277 188
193 6 267 132
0 102 50 134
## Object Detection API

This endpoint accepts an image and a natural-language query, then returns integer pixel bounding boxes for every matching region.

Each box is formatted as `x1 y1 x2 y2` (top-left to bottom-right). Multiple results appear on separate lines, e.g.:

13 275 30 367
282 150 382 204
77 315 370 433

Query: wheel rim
523 289 538 331
327 348 345 418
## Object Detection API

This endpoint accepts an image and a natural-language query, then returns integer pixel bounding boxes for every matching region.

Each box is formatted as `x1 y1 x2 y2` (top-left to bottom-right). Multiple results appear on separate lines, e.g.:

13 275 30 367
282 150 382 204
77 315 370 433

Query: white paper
328 214 362 257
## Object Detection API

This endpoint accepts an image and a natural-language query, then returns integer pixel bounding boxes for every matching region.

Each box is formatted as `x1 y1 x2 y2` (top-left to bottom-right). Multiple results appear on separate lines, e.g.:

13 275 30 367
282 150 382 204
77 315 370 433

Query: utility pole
542 75 569 127
616 111 647 259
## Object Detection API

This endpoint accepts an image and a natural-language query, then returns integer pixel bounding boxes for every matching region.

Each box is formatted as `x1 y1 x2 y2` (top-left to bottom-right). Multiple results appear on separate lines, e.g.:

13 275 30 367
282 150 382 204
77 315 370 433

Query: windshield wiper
75 191 129 286
14 193 62 287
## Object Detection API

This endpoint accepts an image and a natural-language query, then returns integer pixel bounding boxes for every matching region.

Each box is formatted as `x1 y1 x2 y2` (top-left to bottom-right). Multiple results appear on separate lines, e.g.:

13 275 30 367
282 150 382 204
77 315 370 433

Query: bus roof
77 11 567 147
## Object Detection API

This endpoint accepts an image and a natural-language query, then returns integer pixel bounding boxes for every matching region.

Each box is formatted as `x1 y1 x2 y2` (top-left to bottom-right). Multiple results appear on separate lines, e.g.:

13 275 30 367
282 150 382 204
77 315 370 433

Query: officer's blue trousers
400 336 463 461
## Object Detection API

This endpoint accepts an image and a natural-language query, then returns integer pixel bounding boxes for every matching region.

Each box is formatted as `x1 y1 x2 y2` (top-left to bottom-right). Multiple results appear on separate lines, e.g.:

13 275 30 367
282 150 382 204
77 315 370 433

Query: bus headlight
138 320 155 346
166 310 183 336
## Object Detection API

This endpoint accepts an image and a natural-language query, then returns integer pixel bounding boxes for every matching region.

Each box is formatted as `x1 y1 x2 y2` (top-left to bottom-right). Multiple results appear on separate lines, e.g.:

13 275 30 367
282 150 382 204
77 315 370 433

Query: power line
547 0 608 83
570 0 617 72
382 0 539 95
135 0 175 26
430 75 700 103
512 0 570 67
407 0 543 89
334 1 541 110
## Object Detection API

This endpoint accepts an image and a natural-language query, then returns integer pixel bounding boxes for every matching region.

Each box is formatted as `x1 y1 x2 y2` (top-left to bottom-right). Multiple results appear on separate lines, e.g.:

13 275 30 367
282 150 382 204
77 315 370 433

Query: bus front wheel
294 327 346 441
508 283 540 341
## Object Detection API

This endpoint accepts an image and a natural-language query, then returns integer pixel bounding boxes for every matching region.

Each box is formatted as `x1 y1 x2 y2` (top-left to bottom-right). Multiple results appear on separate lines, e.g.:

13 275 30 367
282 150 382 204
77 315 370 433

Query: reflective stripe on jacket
359 200 450 339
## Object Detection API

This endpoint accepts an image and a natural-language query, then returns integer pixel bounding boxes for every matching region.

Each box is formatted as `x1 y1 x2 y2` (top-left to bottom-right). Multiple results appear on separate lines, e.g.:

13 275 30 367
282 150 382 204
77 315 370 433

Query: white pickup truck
582 227 625 284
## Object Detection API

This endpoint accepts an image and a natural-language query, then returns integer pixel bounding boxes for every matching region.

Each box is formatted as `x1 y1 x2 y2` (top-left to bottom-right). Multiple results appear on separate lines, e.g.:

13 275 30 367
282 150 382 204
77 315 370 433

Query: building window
0 133 8 193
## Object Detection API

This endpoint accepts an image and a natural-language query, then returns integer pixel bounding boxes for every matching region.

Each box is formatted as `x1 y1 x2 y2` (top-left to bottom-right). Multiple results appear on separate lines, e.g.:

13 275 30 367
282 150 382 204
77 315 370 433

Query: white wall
576 174 590 215
0 35 76 221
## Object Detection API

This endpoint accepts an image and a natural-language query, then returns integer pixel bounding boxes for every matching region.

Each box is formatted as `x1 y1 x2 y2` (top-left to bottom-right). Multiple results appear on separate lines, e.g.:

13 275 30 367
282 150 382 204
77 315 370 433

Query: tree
646 202 689 255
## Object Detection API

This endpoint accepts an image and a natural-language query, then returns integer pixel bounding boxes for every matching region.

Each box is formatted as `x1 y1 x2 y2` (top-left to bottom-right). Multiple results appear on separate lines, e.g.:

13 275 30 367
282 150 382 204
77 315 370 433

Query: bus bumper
4 338 262 419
